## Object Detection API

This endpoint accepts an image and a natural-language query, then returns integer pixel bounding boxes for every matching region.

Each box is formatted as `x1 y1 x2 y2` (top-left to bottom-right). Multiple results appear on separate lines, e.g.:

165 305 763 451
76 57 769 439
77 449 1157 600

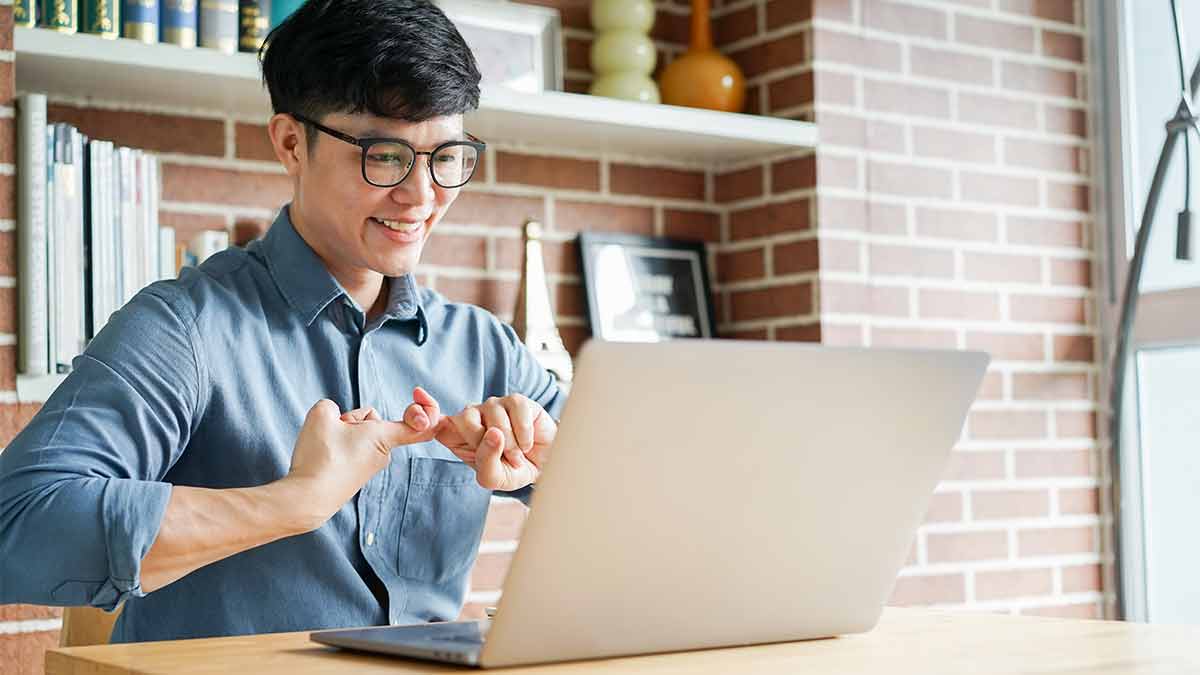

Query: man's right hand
278 387 441 532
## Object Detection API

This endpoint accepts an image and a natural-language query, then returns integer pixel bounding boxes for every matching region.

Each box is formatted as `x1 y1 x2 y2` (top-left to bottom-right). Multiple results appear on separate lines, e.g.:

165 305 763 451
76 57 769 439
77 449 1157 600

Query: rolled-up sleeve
0 283 205 610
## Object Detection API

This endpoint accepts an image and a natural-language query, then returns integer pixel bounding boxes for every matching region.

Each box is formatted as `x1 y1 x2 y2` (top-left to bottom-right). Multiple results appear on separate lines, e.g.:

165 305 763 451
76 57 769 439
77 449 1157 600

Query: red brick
0 286 15 334
0 5 12 51
1005 138 1081 174
817 238 861 272
773 239 819 276
911 46 994 85
872 327 957 349
0 630 60 675
1003 61 1078 99
0 605 62 621
972 489 1051 520
553 281 587 318
816 197 907 234
421 234 487 269
444 192 545 229
728 328 770 340
1046 105 1087 137
610 164 705 201
975 568 1054 600
863 1 946 39
915 207 998 242
918 289 1001 321
48 104 225 157
234 122 275 162
868 162 952 199
434 277 517 315
650 7 689 44
998 0 1076 25
714 4 759 47
0 231 14 276
1062 564 1102 593
956 15 1035 53
482 499 527 541
0 173 14 221
1013 372 1089 401
470 552 512 591
924 492 964 523
1053 334 1095 362
0 118 12 165
564 36 590 71
766 0 811 30
1010 294 1086 324
458 602 489 621
1047 181 1089 211
663 209 721 242
868 244 954 278
1018 526 1095 557
1043 30 1084 62
1023 603 1100 619
811 0 853 22
914 127 995 164
558 324 589 354
817 154 859 189
1060 488 1100 515
161 164 291 209
1048 259 1090 290
1015 449 1092 479
814 70 857 106
728 33 807 79
961 172 1039 207
959 93 1039 129
966 331 1045 361
768 72 814 111
926 531 1009 563
718 247 766 283
554 201 653 235
817 113 907 154
731 283 813 322
0 402 41 445
729 198 811 240
889 574 966 606
1008 217 1084 248
864 78 950 118
0 64 11 108
977 372 1005 400
820 281 910 317
969 410 1048 440
1055 411 1096 439
715 166 764 203
943 450 1007 481
963 252 1042 284
497 152 599 191
771 156 816 194
776 323 822 342
813 29 901 73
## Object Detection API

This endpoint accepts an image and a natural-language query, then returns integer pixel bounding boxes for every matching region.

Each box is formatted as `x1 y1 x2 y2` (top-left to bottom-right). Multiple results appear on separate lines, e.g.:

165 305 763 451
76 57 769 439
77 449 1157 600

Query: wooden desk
44 608 1200 674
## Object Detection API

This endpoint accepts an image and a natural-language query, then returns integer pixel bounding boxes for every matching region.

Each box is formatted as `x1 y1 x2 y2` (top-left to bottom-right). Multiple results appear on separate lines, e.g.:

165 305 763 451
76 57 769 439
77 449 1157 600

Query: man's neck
289 206 389 320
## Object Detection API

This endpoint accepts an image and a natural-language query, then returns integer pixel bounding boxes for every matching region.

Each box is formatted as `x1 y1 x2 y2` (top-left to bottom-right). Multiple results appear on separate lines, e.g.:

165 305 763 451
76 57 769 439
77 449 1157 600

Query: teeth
376 217 422 233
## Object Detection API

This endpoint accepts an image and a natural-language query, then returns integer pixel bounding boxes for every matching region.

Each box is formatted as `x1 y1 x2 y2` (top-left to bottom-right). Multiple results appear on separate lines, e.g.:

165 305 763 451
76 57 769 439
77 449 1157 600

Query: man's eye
369 154 407 163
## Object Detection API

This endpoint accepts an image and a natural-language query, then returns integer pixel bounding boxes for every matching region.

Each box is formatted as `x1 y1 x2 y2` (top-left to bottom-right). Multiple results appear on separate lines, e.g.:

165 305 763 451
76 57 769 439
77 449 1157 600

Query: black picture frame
577 232 718 341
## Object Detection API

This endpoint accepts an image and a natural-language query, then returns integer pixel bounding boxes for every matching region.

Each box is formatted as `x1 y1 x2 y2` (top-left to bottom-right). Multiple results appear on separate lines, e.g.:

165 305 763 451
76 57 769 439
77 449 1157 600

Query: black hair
260 0 481 144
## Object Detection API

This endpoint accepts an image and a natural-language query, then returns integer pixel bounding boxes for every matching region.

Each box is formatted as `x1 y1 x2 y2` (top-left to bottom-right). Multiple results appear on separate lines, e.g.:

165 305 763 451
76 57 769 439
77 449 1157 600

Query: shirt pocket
397 456 491 584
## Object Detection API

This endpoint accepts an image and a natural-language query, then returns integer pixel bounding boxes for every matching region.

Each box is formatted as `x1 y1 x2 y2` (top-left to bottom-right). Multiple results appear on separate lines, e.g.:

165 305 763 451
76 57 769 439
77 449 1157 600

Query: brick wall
0 0 1108 671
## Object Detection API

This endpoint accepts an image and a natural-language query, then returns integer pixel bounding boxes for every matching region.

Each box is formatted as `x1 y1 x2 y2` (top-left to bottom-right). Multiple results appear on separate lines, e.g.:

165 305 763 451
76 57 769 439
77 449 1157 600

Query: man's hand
435 394 556 492
279 387 442 532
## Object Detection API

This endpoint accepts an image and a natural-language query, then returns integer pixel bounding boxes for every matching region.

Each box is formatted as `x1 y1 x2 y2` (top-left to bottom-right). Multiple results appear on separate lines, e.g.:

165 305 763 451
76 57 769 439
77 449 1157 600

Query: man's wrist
256 478 327 536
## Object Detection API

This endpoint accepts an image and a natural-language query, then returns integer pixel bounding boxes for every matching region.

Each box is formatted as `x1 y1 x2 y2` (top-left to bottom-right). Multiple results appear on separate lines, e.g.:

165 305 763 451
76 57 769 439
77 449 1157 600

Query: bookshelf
14 26 818 164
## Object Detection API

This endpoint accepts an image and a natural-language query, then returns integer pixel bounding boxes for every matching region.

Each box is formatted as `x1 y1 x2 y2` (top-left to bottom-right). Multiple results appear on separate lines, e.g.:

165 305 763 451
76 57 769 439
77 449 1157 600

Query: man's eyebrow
360 128 462 144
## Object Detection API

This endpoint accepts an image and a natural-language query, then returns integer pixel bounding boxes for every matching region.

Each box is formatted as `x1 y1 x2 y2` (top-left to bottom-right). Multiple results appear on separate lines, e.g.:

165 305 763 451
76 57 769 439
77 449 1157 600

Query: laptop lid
479 340 988 668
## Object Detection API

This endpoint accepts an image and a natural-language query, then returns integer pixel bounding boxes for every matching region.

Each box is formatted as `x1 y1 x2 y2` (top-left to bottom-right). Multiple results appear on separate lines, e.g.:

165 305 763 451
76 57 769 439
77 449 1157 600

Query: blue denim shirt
0 206 564 642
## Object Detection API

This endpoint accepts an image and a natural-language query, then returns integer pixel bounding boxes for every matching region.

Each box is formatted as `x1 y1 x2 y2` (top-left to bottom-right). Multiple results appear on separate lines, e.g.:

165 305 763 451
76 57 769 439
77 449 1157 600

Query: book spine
17 94 50 376
84 139 96 342
81 0 120 38
238 0 270 53
159 227 176 280
122 0 158 43
37 0 77 33
199 0 238 54
160 0 198 48
14 1 37 28
142 154 158 288
68 127 87 363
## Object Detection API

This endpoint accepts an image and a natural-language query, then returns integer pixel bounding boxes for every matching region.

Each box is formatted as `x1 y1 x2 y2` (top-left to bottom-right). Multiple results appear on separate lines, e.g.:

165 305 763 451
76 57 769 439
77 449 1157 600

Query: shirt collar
252 205 428 343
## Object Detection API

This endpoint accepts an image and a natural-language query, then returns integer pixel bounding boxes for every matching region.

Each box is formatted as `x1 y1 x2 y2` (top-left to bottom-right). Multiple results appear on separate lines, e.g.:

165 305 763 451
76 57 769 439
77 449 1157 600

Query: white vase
589 0 659 103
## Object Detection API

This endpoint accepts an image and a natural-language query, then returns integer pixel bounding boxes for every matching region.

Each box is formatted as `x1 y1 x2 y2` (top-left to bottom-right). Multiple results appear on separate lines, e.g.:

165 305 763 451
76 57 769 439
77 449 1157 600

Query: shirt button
366 532 376 546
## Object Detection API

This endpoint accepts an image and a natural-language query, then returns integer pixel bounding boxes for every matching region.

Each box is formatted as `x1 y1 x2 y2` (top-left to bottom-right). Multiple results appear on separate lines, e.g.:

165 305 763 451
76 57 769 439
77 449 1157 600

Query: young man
0 0 562 642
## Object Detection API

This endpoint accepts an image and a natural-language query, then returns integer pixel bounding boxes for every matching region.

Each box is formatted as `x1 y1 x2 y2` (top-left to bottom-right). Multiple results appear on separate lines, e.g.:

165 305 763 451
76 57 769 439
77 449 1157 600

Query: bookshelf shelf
14 26 818 164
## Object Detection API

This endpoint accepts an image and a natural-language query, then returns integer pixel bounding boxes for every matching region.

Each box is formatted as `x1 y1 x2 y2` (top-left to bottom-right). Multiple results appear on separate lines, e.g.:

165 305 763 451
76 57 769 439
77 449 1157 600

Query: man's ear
267 113 307 177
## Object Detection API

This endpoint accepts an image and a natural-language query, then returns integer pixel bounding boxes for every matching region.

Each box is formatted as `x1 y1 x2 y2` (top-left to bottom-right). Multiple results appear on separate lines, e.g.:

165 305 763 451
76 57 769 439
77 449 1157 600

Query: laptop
311 339 989 668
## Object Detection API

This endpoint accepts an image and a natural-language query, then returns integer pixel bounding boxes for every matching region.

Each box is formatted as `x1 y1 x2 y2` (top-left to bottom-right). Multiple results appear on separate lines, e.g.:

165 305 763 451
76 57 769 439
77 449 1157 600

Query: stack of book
16 94 225 377
17 0 281 54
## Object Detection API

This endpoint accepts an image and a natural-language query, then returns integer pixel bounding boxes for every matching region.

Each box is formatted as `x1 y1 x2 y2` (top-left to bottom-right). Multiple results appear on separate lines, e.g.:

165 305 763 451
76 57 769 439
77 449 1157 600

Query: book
38 0 77 33
81 0 120 38
268 0 301 29
14 1 37 28
188 229 230 264
17 94 50 375
159 227 176 279
199 0 238 54
50 124 85 373
238 0 270 53
122 0 158 43
161 0 198 48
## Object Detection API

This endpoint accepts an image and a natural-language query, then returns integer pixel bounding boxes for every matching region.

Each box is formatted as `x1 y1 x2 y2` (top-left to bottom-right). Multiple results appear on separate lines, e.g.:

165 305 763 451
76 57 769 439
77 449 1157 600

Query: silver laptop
311 339 989 668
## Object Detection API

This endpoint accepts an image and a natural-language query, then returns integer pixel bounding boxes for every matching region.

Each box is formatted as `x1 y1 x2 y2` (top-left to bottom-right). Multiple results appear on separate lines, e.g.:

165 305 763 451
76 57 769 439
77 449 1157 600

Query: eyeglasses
290 113 485 189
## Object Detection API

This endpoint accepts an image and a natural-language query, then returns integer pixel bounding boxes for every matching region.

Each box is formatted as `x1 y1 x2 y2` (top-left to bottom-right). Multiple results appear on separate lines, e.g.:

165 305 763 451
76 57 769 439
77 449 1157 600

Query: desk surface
44 607 1200 674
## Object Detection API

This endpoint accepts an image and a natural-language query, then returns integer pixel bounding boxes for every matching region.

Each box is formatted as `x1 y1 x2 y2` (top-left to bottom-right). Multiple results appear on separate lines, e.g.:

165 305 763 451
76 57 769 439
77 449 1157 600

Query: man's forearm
140 481 313 593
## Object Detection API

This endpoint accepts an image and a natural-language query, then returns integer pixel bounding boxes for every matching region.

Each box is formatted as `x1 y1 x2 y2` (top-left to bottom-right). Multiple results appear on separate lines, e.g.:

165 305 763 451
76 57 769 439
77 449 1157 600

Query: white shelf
16 373 67 403
14 26 817 164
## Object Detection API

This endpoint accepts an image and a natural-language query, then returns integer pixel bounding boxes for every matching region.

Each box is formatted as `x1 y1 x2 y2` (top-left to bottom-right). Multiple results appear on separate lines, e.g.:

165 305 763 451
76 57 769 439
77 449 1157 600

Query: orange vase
658 0 746 113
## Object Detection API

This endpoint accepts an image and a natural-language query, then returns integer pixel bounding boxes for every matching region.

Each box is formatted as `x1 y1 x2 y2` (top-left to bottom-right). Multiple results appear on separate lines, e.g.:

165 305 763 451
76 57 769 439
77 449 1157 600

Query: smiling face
280 111 467 288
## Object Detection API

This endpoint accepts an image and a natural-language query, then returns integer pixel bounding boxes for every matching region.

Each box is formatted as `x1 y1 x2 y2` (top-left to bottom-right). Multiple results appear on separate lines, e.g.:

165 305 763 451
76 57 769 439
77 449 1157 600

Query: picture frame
577 232 718 342
433 0 564 93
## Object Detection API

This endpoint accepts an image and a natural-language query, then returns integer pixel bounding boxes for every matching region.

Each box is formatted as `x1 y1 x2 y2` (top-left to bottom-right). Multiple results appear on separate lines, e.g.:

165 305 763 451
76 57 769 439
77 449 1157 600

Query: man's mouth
370 217 424 233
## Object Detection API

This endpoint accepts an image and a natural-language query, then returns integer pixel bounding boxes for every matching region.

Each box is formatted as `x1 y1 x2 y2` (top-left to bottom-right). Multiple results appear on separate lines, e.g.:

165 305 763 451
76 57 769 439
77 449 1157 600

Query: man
0 0 562 643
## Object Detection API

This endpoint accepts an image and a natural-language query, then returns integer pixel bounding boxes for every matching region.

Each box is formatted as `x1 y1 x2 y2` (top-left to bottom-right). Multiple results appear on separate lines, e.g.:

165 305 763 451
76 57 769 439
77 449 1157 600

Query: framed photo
434 0 564 93
578 232 718 342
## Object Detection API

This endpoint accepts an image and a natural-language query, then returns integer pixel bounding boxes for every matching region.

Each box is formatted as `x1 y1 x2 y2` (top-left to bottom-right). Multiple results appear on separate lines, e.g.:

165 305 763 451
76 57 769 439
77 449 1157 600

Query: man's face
295 112 466 279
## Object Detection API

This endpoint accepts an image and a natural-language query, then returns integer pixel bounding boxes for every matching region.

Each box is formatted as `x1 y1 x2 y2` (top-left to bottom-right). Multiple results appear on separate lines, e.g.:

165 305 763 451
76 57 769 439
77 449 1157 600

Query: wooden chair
59 605 122 647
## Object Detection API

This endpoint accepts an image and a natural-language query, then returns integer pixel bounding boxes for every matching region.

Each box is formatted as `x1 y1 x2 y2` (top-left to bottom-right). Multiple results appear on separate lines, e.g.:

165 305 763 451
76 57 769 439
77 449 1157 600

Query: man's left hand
434 393 556 491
